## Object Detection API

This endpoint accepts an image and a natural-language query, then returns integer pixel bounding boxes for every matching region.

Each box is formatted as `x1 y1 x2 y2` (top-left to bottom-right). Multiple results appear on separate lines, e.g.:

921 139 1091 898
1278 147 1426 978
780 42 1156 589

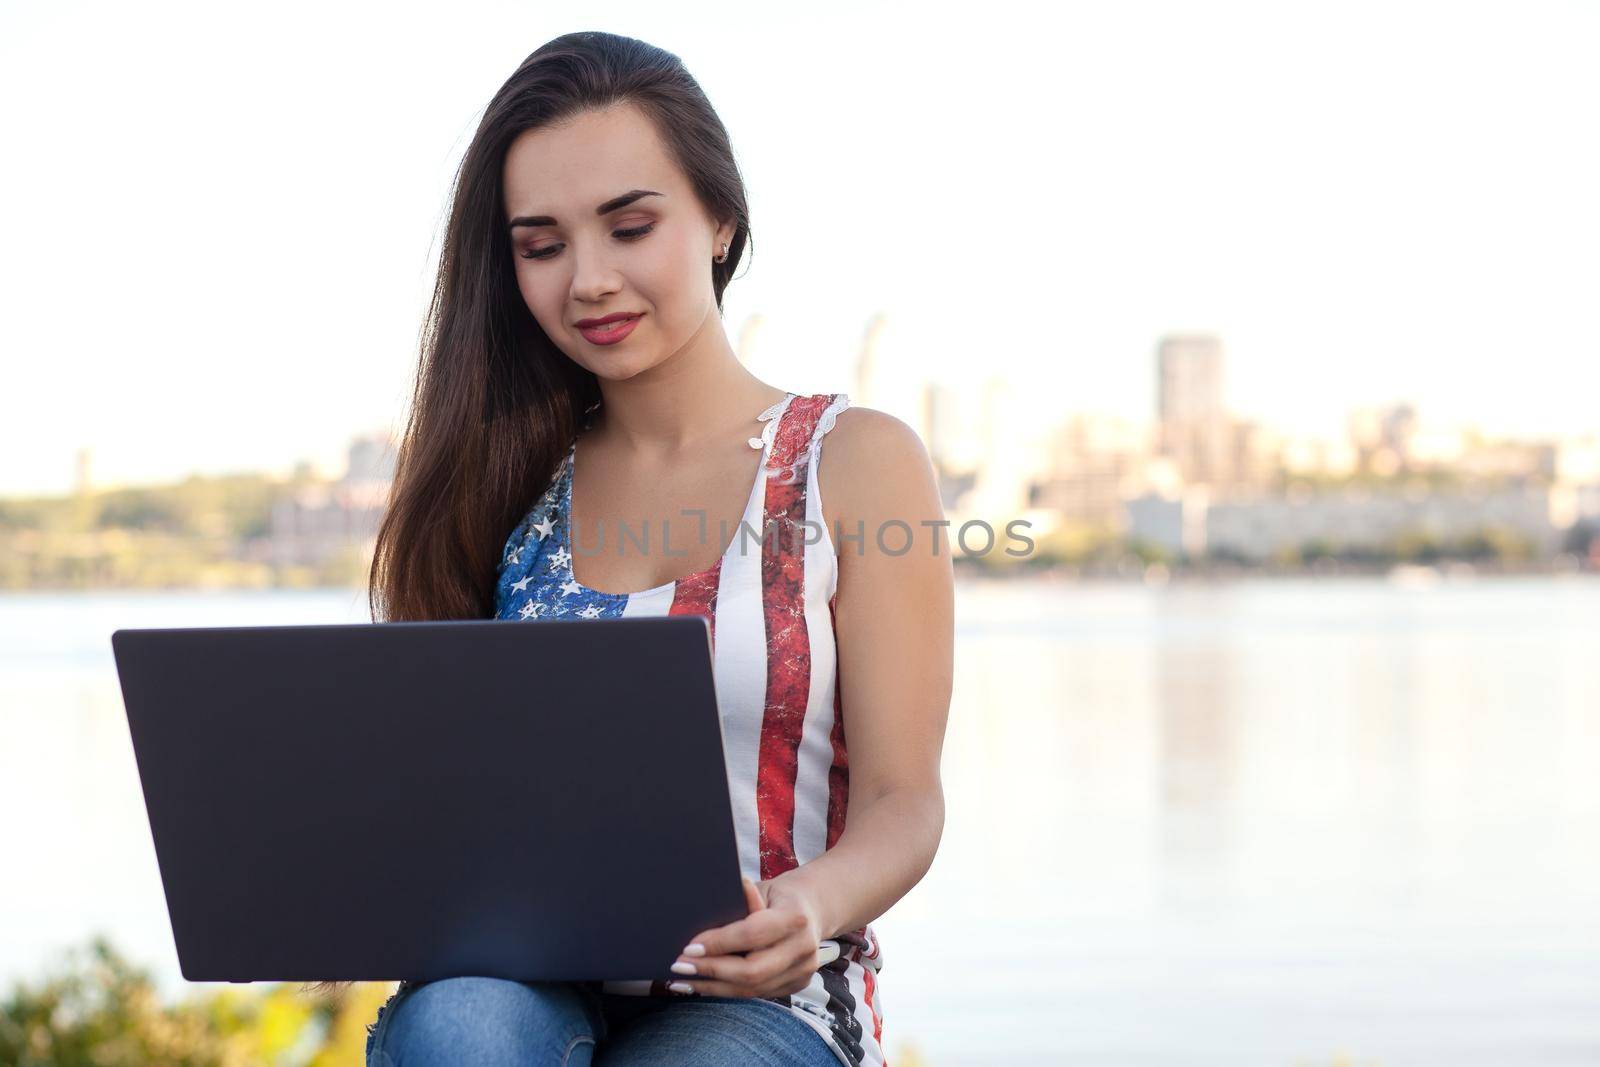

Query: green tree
0 937 392 1067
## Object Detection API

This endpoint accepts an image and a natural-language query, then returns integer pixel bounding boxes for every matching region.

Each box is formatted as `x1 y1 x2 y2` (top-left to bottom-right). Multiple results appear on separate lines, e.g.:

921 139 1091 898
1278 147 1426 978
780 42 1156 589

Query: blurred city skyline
4 0 1597 497
18 326 1593 595
42 320 1600 498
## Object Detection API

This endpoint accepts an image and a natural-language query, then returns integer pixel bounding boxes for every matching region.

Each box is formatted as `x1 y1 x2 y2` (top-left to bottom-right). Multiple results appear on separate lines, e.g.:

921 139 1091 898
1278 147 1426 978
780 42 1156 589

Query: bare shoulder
818 404 932 486
815 404 945 552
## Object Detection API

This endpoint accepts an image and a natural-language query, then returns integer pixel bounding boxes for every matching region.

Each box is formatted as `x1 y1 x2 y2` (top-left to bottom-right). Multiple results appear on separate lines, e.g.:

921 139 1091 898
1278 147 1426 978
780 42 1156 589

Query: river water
3 575 1596 1065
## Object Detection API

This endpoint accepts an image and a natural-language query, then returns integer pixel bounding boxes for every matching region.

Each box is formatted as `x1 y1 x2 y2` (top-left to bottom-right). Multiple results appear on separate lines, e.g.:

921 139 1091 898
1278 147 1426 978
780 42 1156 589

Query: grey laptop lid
109 615 747 984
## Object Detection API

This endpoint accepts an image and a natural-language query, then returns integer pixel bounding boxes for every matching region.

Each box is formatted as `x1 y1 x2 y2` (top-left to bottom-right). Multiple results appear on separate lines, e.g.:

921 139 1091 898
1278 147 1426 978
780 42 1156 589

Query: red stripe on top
769 393 831 471
825 591 850 851
755 394 833 880
668 562 721 649
862 965 884 1052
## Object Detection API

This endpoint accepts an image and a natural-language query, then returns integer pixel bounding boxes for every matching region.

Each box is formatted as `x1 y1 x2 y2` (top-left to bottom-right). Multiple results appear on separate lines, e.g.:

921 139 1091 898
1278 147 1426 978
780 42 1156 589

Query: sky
2 0 1597 495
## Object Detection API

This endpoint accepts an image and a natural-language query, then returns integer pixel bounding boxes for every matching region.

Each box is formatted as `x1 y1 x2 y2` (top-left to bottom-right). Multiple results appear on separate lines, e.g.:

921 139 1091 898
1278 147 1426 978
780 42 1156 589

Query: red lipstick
576 312 643 346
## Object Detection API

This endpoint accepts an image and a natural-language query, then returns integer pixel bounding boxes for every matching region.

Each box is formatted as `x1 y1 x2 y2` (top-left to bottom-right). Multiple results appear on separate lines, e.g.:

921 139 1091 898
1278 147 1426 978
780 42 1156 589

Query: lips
578 313 643 346
575 312 641 327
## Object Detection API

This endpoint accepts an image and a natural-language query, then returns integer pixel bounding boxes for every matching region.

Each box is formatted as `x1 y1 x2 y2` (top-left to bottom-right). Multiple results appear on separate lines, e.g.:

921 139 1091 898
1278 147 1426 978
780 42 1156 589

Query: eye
517 223 655 261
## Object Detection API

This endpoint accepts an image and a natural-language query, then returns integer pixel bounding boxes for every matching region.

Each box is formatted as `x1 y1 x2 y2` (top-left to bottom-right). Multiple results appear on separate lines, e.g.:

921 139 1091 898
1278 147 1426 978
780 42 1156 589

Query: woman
357 30 952 1067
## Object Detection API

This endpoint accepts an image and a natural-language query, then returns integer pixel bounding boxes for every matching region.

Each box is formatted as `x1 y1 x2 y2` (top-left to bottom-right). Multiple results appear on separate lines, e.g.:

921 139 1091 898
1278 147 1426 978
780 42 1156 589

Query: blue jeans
364 977 843 1066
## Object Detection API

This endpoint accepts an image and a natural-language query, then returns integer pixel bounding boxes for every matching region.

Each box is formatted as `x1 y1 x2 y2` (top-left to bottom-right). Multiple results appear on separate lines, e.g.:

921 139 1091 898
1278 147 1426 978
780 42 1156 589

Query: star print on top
492 391 886 1067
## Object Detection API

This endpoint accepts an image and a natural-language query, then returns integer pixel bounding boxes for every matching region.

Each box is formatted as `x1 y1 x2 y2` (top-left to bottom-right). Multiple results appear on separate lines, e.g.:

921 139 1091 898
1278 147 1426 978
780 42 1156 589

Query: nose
568 236 622 305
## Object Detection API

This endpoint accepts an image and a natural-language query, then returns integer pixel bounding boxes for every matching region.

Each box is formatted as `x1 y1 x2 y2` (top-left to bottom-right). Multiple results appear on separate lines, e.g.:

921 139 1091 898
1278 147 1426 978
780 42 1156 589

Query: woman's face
502 102 732 381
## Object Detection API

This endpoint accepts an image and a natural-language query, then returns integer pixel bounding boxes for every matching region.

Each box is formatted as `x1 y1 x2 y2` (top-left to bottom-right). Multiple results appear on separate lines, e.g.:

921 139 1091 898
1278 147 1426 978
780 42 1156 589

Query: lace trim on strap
748 391 796 451
757 393 793 423
812 392 850 446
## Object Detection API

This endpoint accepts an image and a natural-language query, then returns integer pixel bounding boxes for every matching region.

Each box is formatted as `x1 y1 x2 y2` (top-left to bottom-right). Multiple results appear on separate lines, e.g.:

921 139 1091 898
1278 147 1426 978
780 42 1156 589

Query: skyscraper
1156 333 1233 489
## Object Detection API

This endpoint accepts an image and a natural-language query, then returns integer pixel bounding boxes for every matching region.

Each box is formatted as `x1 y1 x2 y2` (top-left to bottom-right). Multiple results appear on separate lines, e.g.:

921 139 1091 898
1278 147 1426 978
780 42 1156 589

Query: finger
677 950 758 987
682 876 770 952
670 976 749 998
680 928 814 987
746 927 823 977
684 908 802 958
674 961 815 1001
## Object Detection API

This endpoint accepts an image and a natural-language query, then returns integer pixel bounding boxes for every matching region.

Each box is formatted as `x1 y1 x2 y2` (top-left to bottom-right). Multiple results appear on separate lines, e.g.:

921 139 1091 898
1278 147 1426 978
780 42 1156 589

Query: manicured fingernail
668 981 693 994
670 961 696 975
682 943 706 957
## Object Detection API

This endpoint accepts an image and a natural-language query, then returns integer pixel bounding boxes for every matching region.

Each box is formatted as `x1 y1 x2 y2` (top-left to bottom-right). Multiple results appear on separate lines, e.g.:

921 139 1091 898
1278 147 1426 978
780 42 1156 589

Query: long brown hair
307 30 752 1000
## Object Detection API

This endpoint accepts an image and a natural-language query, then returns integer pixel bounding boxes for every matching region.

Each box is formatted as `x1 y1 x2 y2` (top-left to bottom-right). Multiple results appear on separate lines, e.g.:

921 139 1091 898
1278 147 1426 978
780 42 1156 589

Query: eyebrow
507 189 664 232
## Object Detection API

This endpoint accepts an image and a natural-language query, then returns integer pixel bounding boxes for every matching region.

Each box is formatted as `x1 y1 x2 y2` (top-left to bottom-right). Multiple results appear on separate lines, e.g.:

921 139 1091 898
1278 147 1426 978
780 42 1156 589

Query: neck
587 315 788 455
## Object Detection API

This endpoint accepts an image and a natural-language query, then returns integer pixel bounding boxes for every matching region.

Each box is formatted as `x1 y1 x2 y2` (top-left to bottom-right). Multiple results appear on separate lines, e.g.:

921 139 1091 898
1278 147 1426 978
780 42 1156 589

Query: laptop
109 615 749 984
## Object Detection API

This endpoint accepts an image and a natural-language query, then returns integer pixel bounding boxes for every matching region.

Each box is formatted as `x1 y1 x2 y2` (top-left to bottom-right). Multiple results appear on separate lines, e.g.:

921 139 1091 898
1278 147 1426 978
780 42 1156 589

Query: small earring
715 243 729 264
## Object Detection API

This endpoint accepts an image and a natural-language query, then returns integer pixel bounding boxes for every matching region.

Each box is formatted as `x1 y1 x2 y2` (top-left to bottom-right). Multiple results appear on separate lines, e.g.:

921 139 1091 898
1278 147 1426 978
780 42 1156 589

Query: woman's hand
667 874 828 998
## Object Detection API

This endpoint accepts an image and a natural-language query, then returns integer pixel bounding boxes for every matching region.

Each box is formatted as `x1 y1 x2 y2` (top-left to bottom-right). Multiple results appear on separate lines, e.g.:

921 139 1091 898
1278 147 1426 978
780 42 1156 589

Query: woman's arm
670 408 954 997
779 406 954 940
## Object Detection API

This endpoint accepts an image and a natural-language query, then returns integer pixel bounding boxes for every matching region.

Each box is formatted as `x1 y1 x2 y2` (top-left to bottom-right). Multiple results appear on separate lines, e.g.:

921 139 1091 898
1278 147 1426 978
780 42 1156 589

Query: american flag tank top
493 390 888 1067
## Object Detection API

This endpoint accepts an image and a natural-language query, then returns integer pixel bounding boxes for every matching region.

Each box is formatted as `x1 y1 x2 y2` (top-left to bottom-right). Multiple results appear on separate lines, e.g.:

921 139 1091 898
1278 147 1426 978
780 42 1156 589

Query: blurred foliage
0 472 371 591
1276 524 1537 567
2 938 1400 1066
0 937 393 1067
0 474 278 540
891 1039 930 1066
1277 467 1474 495
955 514 1551 578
